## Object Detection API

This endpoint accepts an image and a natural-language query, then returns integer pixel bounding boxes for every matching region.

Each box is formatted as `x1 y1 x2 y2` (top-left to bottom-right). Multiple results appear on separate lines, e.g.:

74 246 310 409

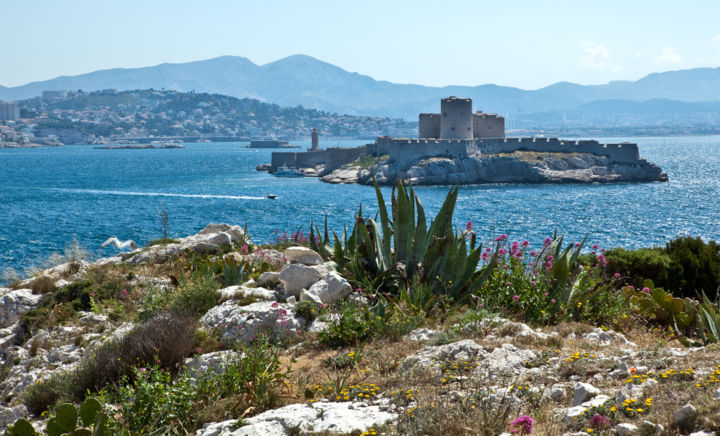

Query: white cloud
655 46 683 65
580 42 610 69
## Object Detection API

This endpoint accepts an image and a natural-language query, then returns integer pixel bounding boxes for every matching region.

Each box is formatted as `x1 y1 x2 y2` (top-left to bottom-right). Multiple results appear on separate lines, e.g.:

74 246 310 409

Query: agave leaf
394 182 412 264
412 191 428 263
368 219 387 271
372 178 393 260
427 185 458 242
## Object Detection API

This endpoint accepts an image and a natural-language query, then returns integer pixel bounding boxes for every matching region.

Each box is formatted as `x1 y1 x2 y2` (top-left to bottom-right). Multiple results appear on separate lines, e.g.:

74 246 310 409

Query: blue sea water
1 136 719 278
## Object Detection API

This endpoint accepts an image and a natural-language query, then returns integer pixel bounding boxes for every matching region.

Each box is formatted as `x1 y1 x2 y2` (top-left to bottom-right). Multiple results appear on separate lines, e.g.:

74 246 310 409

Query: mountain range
2 55 720 121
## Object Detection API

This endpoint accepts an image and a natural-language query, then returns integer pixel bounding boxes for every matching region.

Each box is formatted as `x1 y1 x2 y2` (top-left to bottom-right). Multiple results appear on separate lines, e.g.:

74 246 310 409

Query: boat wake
49 188 267 201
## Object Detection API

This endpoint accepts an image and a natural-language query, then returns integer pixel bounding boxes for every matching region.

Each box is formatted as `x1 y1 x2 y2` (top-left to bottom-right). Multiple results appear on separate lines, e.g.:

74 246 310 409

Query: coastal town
0 89 416 147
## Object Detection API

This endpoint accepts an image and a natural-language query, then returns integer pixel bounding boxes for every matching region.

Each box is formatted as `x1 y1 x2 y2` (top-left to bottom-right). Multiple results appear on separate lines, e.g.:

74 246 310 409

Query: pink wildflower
494 234 508 242
509 415 533 434
513 295 520 301
466 221 473 231
614 273 621 278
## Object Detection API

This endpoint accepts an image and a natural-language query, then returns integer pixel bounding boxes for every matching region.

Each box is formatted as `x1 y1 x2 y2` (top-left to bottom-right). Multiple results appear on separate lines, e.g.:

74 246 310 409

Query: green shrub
294 300 324 324
170 275 220 317
318 300 419 347
112 366 196 434
665 236 720 300
101 336 287 433
604 247 672 289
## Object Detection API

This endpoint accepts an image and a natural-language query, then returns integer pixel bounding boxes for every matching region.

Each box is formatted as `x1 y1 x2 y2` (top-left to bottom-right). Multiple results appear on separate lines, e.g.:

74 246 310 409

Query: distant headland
261 97 668 185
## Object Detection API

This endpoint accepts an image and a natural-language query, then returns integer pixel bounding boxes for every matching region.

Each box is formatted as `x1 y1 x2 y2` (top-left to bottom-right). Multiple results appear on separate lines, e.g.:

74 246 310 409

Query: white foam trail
50 188 266 200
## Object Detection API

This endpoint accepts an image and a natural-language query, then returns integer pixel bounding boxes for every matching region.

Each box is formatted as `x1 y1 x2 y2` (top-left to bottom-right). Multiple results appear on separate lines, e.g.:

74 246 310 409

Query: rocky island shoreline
321 150 668 185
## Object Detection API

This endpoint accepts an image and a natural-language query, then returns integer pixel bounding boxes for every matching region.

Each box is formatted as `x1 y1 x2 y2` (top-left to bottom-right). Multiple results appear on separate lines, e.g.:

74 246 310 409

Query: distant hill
3 55 720 120
16 89 416 143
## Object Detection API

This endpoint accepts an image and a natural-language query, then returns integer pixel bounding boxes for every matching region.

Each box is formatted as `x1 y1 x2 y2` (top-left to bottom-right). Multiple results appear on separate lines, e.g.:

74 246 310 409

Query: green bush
604 237 720 300
665 236 720 300
99 336 287 433
604 247 672 289
170 275 220 317
318 300 418 347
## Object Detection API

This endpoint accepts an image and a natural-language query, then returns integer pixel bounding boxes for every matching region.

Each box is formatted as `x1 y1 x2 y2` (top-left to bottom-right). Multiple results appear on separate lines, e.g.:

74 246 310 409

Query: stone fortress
269 96 649 180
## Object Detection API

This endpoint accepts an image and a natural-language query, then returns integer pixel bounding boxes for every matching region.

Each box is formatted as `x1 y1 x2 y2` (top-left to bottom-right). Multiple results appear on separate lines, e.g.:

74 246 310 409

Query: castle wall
476 138 640 163
271 152 298 170
440 97 473 139
270 147 366 172
419 113 441 138
325 146 367 172
371 137 468 168
472 113 505 139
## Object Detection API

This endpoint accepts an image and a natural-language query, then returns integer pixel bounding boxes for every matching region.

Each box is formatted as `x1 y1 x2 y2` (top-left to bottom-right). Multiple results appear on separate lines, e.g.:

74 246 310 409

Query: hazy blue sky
4 0 720 89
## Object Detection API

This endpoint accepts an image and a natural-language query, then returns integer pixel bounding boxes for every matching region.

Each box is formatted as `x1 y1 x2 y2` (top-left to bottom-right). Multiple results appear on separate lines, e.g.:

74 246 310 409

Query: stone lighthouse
310 128 319 151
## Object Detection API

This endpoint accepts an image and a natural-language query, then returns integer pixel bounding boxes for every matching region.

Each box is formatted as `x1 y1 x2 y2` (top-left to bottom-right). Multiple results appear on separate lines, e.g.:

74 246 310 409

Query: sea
1 136 719 280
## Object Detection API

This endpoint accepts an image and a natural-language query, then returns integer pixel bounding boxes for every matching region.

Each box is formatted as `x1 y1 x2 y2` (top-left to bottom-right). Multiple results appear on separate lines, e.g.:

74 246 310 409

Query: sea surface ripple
1 136 718 277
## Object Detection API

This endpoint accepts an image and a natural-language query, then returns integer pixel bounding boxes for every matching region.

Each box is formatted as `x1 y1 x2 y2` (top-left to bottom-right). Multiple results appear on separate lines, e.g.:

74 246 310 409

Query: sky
3 0 720 90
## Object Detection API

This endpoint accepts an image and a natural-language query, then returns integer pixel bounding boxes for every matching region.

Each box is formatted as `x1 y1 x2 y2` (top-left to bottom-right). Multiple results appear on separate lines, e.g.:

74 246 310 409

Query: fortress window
443 113 447 116
451 127 455 130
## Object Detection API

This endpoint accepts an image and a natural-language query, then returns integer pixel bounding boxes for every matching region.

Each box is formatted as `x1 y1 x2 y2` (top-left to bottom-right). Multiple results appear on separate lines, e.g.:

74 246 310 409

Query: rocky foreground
1 224 718 435
322 151 668 185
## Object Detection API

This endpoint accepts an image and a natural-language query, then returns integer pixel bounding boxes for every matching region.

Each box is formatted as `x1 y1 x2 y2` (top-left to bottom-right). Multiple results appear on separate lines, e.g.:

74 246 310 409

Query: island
247 139 300 149
265 97 668 185
94 143 184 150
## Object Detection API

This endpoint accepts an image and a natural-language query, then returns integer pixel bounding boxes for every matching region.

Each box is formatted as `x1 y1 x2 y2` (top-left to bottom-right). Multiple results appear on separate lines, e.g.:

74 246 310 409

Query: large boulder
0 289 43 327
573 382 600 406
217 285 276 302
401 340 535 378
300 272 352 305
278 264 322 297
124 223 248 265
200 301 301 343
283 247 323 266
197 400 397 435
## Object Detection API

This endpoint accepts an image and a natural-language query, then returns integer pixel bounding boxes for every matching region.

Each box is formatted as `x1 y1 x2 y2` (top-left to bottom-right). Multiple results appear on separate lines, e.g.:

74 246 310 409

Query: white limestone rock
283 247 323 266
243 400 396 434
0 289 43 327
200 301 300 343
405 328 442 342
614 423 639 436
300 272 352 305
573 382 600 406
217 285 275 302
401 339 484 373
477 343 537 377
257 271 280 288
185 350 240 377
564 395 611 422
124 223 248 265
278 264 322 297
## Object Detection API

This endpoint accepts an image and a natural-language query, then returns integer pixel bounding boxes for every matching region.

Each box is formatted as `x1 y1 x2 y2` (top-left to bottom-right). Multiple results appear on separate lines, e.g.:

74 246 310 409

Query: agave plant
311 179 496 304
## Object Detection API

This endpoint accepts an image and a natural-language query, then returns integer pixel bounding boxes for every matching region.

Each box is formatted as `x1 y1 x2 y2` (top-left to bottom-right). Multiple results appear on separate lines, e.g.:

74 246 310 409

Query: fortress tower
418 97 505 140
440 96 473 139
